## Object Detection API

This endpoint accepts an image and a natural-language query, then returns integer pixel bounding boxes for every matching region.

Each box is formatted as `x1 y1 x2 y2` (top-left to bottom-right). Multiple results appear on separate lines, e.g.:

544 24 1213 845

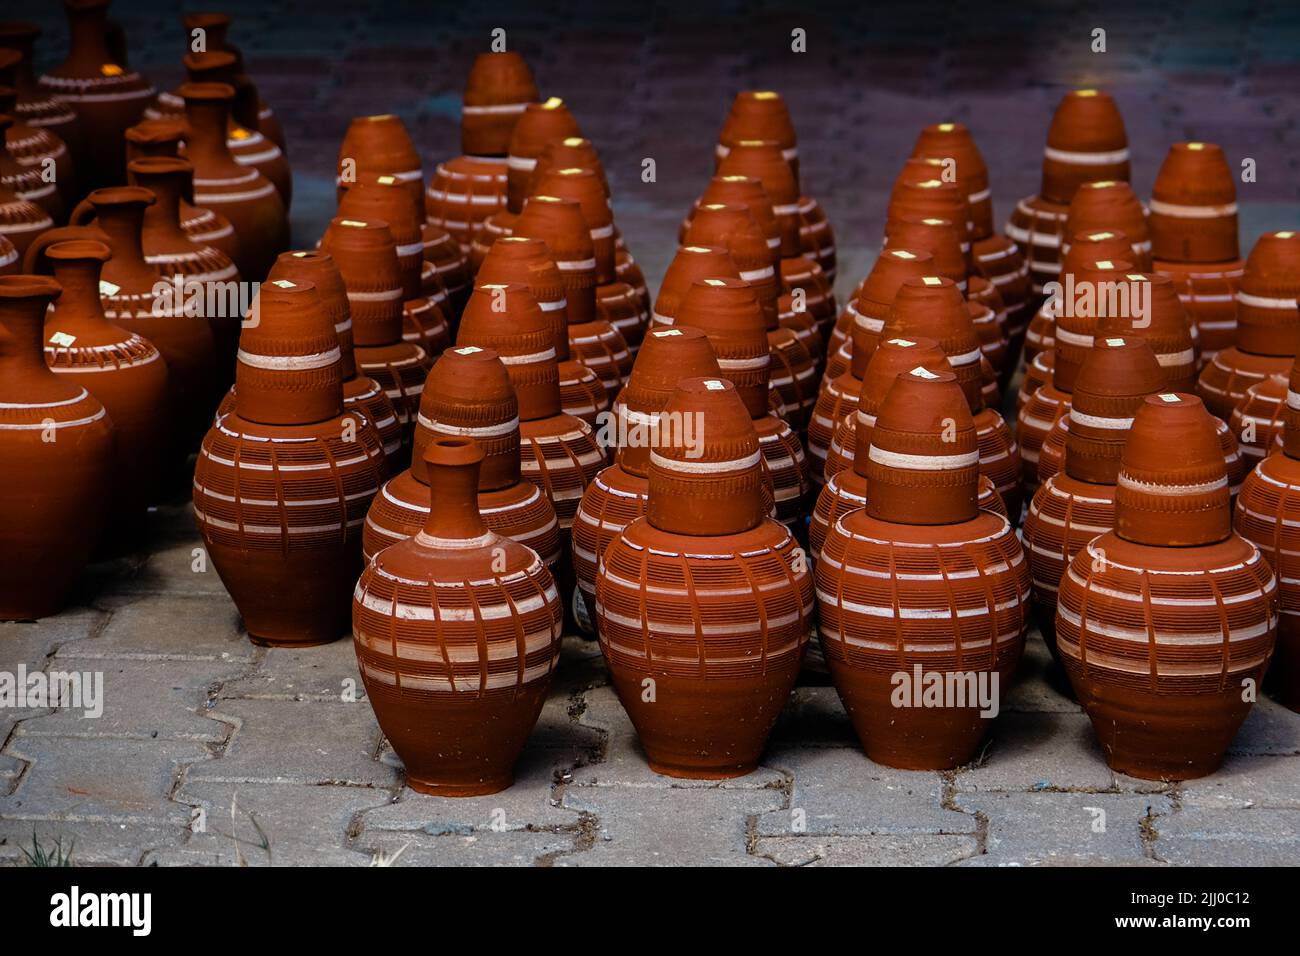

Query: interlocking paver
1153 808 1300 866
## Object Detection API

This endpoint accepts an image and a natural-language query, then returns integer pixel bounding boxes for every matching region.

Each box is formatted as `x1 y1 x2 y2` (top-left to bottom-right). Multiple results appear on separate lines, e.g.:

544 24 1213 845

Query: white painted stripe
649 449 761 474
1043 145 1130 164
867 446 979 470
238 347 340 371
1149 198 1238 219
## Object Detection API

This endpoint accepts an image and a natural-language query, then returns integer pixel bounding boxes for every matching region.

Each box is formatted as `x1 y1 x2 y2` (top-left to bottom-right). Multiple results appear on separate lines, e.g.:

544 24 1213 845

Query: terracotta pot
460 51 538 157
1063 180 1151 269
680 174 780 255
573 325 722 622
478 235 608 427
682 202 778 325
1150 142 1238 264
968 295 1008 377
816 367 1029 769
972 234 1032 353
534 136 607 197
910 122 994 240
1058 393 1276 778
0 22 81 192
218 250 404 467
425 154 507 255
512 194 632 398
1024 229 1134 363
355 436 561 795
888 172 973 255
1097 271 1198 392
336 113 423 210
882 275 1022 519
673 276 807 527
1023 336 1163 652
363 347 561 583
1230 372 1288 468
36 0 153 191
653 243 740 325
319 216 433 461
43 238 168 548
716 91 799 179
595 376 811 777
0 117 52 259
532 165 617 282
1236 359 1300 710
715 139 801 256
124 119 242 266
1196 231 1300 420
179 12 285 150
883 216 966 290
336 178 451 360
809 335 952 560
180 82 287 280
195 277 385 646
827 247 934 377
505 97 581 213
1039 88 1129 205
1153 257 1244 363
1018 348 1054 413
0 84 70 218
455 281 603 534
0 274 113 619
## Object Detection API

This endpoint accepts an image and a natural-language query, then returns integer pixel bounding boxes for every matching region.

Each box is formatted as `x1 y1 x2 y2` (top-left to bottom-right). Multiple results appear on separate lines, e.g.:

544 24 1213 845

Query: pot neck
184 95 232 159
131 169 188 240
48 255 108 325
0 282 59 375
66 3 116 71
422 453 489 541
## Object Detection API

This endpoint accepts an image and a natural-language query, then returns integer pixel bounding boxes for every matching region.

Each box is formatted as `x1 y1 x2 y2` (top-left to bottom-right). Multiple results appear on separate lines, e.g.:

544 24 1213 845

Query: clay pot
477 234 609 427
460 51 539 157
505 97 582 213
972 235 1032 354
336 178 451 361
336 113 423 209
816 367 1029 769
1230 372 1288 467
36 0 153 191
827 247 934 377
882 276 1022 519
1058 393 1276 778
654 244 740 325
319 216 433 462
1039 89 1129 205
682 202 778 324
531 164 617 279
595 376 812 777
363 347 561 586
355 436 562 795
884 216 966 290
0 274 114 619
910 122 993 240
534 136 607 196
1197 231 1300 420
180 82 288 280
1018 349 1054 412
1236 359 1300 710
424 154 507 255
43 239 168 547
674 276 808 528
888 173 973 255
124 119 242 266
680 174 780 254
716 91 799 178
180 12 285 151
0 22 81 191
1024 229 1134 362
1023 337 1164 653
1150 142 1239 264
1063 180 1152 269
1098 271 1198 392
217 250 405 467
572 325 722 622
0 84 70 218
455 281 604 535
512 194 632 399
195 278 385 646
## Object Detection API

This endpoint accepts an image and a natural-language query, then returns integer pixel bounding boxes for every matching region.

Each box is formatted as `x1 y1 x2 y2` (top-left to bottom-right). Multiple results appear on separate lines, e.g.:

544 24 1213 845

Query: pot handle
69 198 98 227
21 225 107 274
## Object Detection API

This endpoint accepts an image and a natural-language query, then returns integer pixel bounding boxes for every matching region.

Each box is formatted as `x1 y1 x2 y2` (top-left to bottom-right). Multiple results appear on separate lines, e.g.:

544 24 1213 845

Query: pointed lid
319 216 403 347
531 166 614 282
883 216 966 287
1150 141 1239 263
234 278 343 426
336 178 422 298
865 367 979 525
881 275 984 412
856 246 935 314
512 195 596 323
646 376 766 536
887 176 973 250
1115 393 1231 546
455 281 560 421
462 51 539 156
852 335 950 478
614 325 720 477
419 436 490 543
413 345 519 490
673 276 770 418
718 91 797 166
910 121 992 237
1065 336 1164 485
1235 230 1300 357
268 250 354 380
535 136 608 196
337 113 420 181
715 140 800 256
506 97 582 212
1097 272 1196 392
1060 228 1134 275
653 244 741 325
696 175 780 253
1051 257 1135 393
478 235 571 359
1040 88 1129 204
1064 180 1149 255
683 201 774 270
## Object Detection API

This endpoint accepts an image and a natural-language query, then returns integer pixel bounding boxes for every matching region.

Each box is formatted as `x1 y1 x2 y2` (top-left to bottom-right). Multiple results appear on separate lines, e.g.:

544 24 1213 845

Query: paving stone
957 792 1170 866
356 830 576 866
571 684 785 789
1154 808 1300 865
757 745 970 836
187 698 397 788
1228 696 1300 755
56 594 256 663
0 736 206 825
144 781 388 866
770 685 859 748
559 785 784 866
953 711 1117 793
0 609 104 670
754 833 981 866
1179 754 1300 810
219 640 362 701
112 537 237 598
16 658 244 743
0 818 185 866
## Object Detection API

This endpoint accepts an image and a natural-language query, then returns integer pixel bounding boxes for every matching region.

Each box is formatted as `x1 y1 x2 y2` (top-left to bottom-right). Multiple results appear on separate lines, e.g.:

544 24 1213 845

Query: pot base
646 759 757 781
405 773 514 798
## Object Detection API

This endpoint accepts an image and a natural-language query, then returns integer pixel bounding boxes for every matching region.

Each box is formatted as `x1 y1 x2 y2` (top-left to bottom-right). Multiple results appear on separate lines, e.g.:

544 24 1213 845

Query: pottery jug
180 11 285 150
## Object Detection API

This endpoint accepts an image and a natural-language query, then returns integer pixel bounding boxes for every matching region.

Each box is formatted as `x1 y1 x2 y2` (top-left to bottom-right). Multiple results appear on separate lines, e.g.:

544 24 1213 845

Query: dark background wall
19 0 1300 290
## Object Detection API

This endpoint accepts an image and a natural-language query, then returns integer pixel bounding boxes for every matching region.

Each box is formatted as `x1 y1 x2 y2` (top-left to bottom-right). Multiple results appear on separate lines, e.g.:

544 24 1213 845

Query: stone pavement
2 501 1299 867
